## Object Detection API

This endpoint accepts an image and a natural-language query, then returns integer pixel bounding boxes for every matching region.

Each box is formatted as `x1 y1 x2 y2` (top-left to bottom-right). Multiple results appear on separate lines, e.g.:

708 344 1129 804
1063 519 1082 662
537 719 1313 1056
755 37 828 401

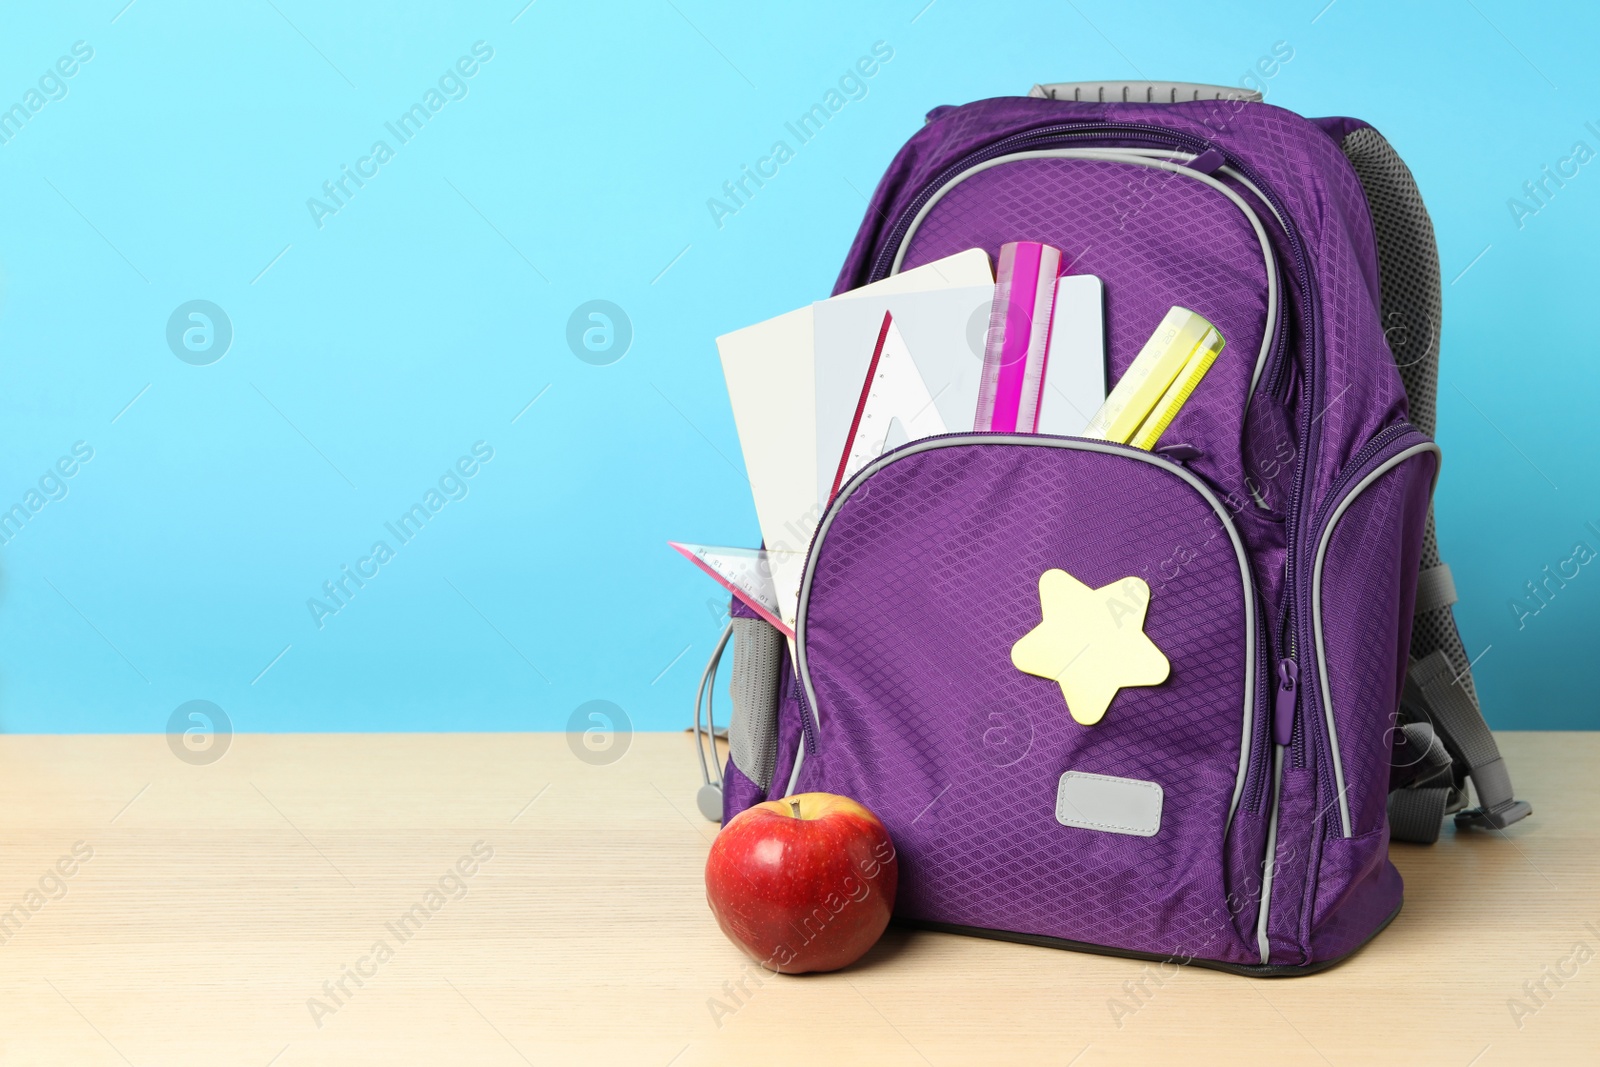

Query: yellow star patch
1010 570 1170 725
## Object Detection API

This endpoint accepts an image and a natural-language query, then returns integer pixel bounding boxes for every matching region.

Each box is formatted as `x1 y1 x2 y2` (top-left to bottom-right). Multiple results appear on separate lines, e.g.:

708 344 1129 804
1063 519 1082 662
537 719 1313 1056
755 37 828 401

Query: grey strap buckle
1403 651 1532 835
1456 798 1534 831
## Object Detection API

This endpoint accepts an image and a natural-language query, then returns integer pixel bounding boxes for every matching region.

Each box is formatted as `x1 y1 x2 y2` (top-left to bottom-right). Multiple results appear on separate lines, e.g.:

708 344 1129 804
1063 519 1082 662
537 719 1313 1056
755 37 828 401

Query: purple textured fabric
1310 828 1403 961
1310 117 1383 309
720 759 765 825
793 439 1264 965
1316 443 1438 837
1264 765 1318 965
713 94 1437 969
1311 116 1371 144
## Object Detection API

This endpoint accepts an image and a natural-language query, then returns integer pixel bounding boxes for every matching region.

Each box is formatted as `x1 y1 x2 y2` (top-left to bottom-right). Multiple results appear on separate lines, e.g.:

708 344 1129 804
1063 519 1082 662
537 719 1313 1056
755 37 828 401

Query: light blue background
0 0 1593 733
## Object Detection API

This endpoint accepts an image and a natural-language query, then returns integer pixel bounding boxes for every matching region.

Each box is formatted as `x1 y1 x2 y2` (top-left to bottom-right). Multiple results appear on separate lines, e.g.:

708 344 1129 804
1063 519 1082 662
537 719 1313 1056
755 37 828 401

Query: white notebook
715 249 994 634
1035 274 1107 436
812 283 994 505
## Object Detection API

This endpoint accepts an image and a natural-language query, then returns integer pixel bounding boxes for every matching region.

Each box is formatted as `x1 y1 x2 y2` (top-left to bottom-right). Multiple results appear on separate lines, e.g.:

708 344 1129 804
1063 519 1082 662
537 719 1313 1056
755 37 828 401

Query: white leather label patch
1055 771 1163 837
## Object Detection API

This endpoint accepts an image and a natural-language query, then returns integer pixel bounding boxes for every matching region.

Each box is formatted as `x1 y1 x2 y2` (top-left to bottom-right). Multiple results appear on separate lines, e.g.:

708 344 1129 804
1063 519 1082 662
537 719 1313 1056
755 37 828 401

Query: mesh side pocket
728 617 784 790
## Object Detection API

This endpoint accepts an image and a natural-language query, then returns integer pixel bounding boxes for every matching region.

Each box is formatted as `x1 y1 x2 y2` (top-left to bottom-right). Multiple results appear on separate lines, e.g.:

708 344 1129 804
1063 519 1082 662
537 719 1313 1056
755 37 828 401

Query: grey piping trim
784 738 805 797
794 434 1260 830
1255 745 1285 965
1218 166 1286 230
1311 442 1443 837
1214 165 1285 513
888 148 1281 410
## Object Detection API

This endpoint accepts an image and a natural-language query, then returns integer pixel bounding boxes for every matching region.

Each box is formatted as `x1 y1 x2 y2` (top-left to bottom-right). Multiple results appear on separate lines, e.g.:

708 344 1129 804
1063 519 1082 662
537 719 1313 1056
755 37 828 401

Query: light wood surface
0 731 1594 1065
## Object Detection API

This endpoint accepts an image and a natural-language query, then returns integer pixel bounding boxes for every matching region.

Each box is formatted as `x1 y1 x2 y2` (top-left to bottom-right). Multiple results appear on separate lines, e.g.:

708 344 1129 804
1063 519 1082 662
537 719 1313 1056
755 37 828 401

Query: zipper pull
1154 442 1202 464
1273 658 1299 746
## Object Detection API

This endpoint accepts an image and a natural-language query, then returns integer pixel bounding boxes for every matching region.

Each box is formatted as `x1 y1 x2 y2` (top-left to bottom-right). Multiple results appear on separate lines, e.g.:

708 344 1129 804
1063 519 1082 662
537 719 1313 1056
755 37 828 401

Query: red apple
705 792 898 975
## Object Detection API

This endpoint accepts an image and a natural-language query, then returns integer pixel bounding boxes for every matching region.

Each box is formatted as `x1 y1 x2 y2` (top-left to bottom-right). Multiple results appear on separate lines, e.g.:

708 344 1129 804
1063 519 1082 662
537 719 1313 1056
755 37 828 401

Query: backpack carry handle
1028 81 1262 104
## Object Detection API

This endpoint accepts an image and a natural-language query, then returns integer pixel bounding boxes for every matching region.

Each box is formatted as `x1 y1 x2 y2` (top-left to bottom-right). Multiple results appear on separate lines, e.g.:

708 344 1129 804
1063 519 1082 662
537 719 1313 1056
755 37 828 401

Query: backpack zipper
1271 608 1305 769
1274 423 1413 794
865 123 1268 281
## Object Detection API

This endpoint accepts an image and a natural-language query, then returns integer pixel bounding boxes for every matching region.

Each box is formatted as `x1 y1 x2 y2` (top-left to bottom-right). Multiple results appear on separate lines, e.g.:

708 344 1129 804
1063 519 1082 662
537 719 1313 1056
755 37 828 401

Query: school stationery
974 241 1062 433
832 314 947 498
1127 328 1225 450
812 284 991 504
1080 306 1219 445
1033 274 1107 436
1010 570 1169 726
716 249 994 632
668 541 795 637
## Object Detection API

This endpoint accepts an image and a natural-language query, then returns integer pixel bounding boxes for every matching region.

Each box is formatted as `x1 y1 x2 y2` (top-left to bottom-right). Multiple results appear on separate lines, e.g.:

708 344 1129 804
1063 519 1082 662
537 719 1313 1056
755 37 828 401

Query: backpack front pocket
792 435 1271 966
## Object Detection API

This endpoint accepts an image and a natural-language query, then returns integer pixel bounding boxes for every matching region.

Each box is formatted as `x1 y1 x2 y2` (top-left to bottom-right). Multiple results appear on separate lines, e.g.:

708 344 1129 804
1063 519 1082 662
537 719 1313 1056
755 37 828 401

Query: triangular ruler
831 312 947 499
881 416 910 453
669 541 796 637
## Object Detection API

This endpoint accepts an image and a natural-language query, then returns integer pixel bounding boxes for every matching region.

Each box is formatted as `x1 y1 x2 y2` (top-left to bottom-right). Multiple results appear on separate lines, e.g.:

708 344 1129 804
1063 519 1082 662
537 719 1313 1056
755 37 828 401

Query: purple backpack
703 81 1530 975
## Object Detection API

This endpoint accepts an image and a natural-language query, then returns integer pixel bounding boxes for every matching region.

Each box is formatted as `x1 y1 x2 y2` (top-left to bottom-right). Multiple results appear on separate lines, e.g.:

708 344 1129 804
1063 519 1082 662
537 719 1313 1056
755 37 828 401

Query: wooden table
0 731 1593 1065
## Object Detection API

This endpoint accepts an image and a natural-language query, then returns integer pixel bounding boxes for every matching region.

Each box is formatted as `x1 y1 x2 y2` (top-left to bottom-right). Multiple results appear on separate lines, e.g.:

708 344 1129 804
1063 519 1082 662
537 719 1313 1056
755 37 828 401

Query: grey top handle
1028 80 1262 104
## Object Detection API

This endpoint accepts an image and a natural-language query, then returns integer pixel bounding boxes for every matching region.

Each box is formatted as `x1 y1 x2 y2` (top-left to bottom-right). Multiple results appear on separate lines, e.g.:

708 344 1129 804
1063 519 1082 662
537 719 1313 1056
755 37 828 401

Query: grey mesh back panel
728 617 784 790
1339 127 1478 708
1340 128 1442 438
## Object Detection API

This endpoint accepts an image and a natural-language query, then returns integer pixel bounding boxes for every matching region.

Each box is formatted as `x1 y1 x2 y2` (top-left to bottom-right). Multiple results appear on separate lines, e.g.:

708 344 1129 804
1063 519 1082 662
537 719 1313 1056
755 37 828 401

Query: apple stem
789 800 801 819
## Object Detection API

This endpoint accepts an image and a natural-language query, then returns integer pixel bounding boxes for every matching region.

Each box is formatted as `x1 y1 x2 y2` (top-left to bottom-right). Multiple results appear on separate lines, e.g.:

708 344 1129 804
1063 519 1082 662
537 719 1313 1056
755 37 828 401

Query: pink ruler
973 241 1063 433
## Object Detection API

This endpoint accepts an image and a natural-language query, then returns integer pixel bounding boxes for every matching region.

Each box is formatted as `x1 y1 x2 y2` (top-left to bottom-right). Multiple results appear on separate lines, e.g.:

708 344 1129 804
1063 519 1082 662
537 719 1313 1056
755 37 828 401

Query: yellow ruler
1128 327 1225 449
1081 306 1224 448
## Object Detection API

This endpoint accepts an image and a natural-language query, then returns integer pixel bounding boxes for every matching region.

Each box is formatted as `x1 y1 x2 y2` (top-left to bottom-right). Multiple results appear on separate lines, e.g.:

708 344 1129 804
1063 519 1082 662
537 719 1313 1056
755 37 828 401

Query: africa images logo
307 442 495 629
166 300 233 365
305 42 495 230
